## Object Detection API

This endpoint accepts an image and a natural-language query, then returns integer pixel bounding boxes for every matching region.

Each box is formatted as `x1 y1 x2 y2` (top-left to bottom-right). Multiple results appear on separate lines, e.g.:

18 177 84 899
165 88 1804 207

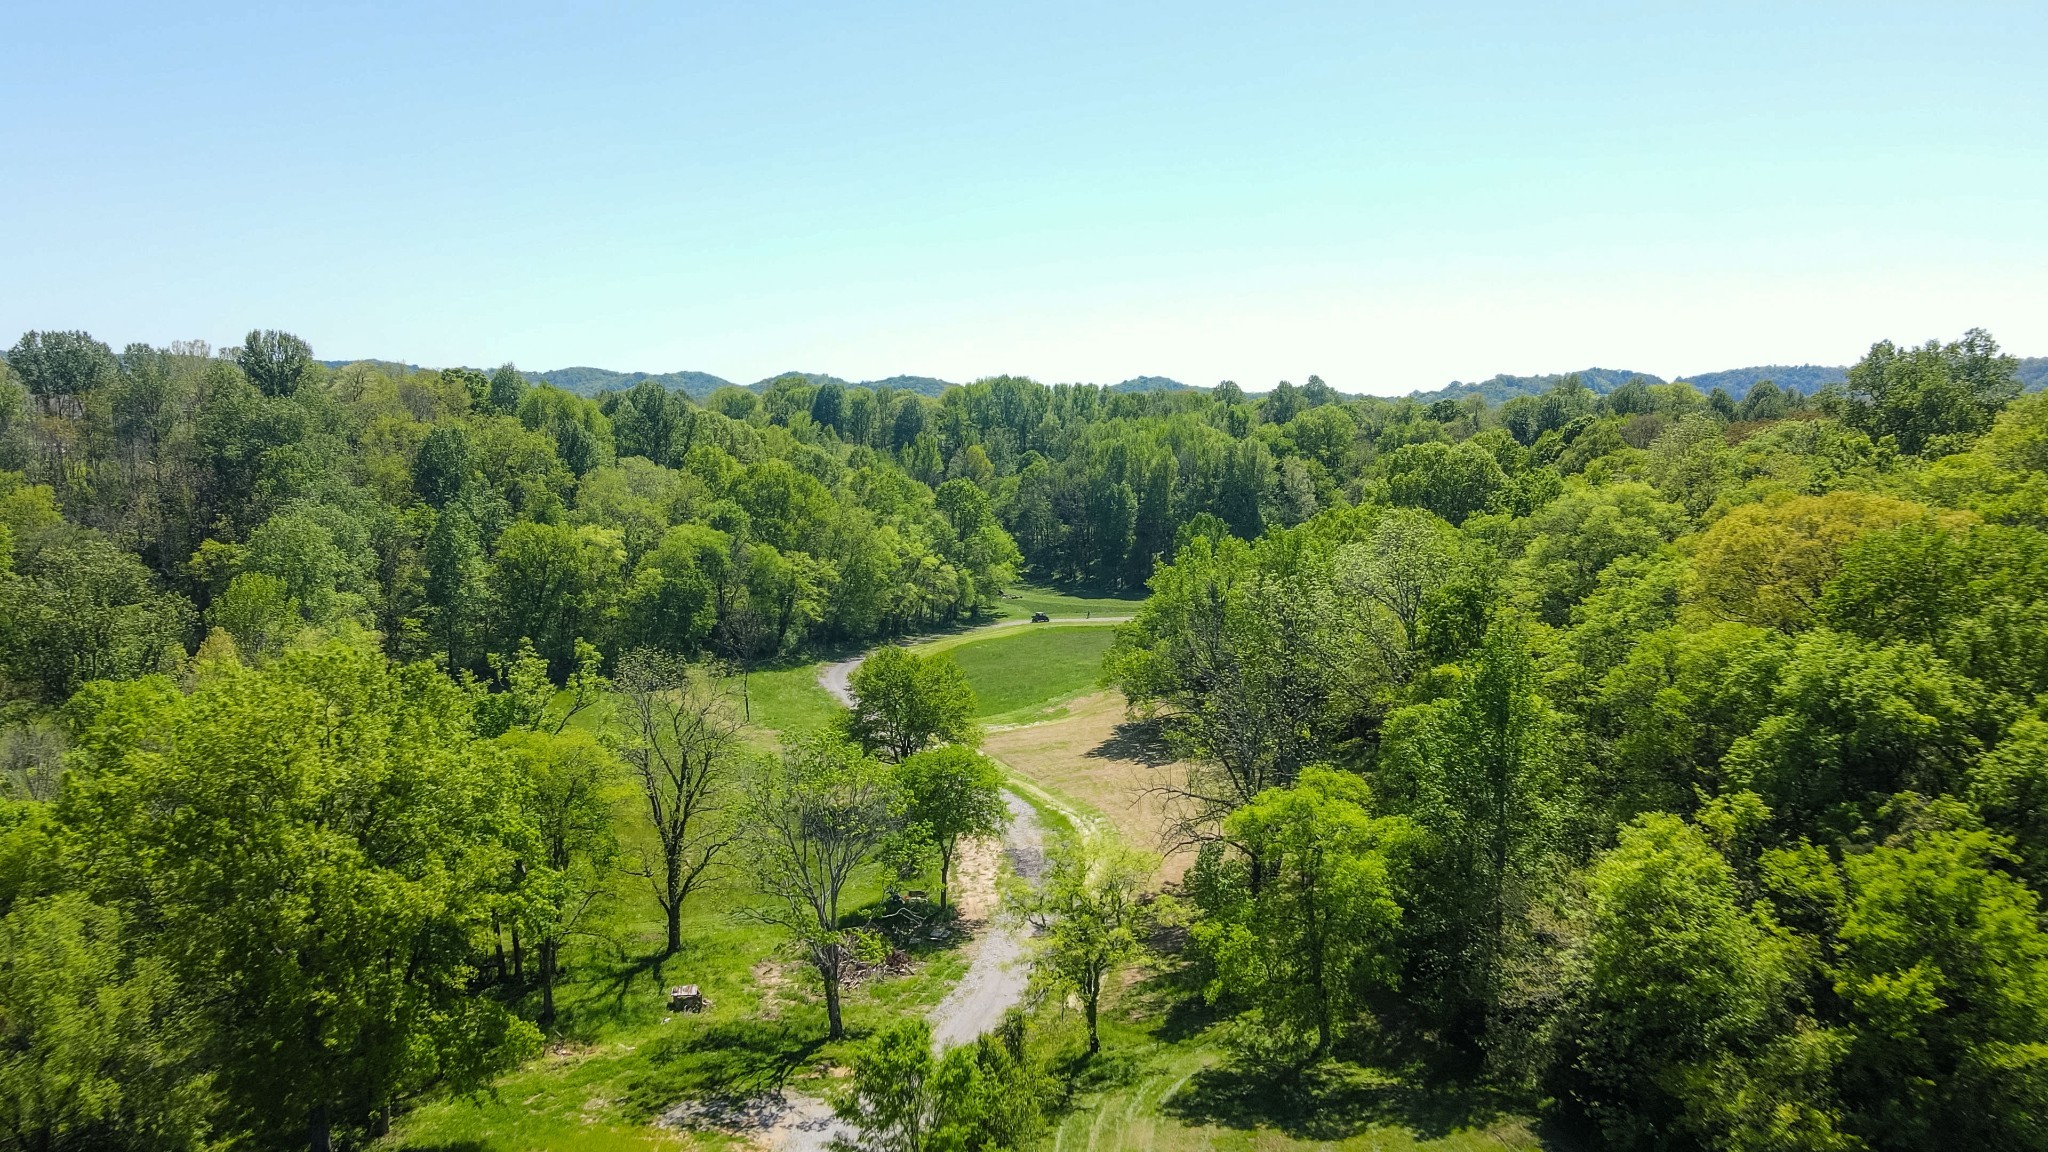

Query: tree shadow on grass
1121 960 1223 1045
551 947 671 1042
621 1019 831 1119
1164 1053 1524 1144
1085 717 1177 769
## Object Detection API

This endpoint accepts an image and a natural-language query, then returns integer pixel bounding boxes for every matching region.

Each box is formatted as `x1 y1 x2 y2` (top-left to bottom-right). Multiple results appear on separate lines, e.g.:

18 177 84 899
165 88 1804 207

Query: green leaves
0 893 216 1152
57 641 541 1145
1841 328 2022 456
233 330 313 399
896 746 1008 910
1018 835 1158 1055
1195 769 1412 1059
744 733 901 1038
844 646 978 764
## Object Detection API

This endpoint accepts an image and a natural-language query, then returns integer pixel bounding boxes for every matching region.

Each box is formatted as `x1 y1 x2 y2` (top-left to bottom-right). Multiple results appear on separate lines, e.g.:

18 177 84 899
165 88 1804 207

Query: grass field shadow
622 1020 831 1117
1164 1055 1522 1144
1084 716 1176 768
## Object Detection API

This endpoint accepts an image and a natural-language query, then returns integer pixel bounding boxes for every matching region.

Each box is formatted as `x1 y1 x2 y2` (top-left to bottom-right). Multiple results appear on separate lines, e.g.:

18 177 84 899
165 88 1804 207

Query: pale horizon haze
3 1 2043 394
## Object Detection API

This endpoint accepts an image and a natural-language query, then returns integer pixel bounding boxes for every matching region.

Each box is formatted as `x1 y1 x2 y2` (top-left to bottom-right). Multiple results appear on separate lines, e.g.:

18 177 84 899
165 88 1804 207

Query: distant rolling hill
750 372 955 397
1408 368 1667 406
1410 358 2047 406
525 366 735 399
1111 376 1197 393
1677 364 1847 398
322 355 2046 405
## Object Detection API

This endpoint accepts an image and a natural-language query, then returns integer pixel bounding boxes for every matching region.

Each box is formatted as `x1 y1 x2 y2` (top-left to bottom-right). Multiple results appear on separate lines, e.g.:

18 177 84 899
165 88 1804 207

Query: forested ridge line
4 324 2048 1151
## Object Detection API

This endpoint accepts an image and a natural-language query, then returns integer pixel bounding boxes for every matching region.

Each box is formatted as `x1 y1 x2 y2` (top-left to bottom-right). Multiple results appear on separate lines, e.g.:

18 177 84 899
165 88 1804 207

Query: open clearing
989 584 1144 622
396 587 1548 1151
944 624 1119 722
1047 1038 1549 1152
982 690 1195 880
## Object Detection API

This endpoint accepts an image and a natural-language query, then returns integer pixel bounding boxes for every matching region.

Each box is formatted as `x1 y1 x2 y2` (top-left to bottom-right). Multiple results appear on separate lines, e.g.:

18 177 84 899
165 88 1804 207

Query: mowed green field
940 624 1119 722
989 583 1145 622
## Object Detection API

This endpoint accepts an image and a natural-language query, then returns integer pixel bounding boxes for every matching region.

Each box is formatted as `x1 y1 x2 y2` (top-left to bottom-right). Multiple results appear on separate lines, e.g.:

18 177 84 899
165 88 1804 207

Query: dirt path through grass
751 616 1122 1150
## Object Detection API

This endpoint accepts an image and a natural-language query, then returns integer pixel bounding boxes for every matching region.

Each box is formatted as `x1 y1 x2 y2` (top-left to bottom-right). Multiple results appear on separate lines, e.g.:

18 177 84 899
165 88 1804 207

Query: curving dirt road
723 619 1109 1149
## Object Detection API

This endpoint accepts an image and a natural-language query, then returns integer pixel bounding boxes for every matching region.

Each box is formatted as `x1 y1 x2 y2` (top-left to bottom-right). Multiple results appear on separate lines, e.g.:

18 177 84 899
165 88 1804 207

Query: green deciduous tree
831 1018 976 1152
1108 531 1354 867
844 645 978 763
1194 769 1413 1059
491 520 625 674
5 330 116 397
1570 813 1813 1148
1840 328 2021 456
896 745 1008 911
423 499 492 674
1378 618 1565 1037
60 642 540 1152
501 729 620 1028
233 330 313 398
1018 836 1157 1055
1833 825 2048 1150
1384 440 1509 525
0 892 217 1152
0 529 193 704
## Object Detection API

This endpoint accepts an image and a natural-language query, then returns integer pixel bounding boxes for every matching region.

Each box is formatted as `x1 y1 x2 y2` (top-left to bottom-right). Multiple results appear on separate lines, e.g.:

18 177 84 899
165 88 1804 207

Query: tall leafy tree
59 642 540 1152
1378 618 1565 1037
896 745 1008 911
1108 531 1352 872
501 729 620 1028
1017 836 1157 1055
1193 769 1413 1059
233 330 313 398
490 520 625 674
1840 328 2021 455
5 330 116 397
0 893 217 1152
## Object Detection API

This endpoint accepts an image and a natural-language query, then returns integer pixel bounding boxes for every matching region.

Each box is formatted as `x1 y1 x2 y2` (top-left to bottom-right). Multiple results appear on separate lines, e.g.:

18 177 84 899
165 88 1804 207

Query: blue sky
3 1 2043 394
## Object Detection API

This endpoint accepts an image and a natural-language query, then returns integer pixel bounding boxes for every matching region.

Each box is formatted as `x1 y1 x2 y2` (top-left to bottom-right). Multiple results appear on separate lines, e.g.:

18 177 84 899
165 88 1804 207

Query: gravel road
927 789 1046 1050
728 619 1100 1149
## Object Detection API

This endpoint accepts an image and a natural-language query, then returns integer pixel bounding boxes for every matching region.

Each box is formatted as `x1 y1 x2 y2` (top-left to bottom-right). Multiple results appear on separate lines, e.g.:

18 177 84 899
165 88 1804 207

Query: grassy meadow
941 624 1120 724
987 584 1144 623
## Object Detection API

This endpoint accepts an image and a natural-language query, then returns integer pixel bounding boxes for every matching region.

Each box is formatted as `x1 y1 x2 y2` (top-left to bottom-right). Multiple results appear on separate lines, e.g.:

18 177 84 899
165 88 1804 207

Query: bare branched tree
614 648 746 957
742 733 900 1039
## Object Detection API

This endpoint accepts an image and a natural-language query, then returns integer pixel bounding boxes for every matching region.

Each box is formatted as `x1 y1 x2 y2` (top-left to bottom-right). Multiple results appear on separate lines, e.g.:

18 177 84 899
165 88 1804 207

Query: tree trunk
539 940 559 1029
1085 995 1100 1055
824 971 844 1039
938 843 953 911
665 900 683 957
511 924 523 982
309 1104 332 1152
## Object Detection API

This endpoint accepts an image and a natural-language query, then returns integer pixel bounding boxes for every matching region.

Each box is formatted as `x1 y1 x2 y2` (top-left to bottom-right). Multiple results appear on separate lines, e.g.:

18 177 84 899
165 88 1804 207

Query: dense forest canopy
4 324 2048 1151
